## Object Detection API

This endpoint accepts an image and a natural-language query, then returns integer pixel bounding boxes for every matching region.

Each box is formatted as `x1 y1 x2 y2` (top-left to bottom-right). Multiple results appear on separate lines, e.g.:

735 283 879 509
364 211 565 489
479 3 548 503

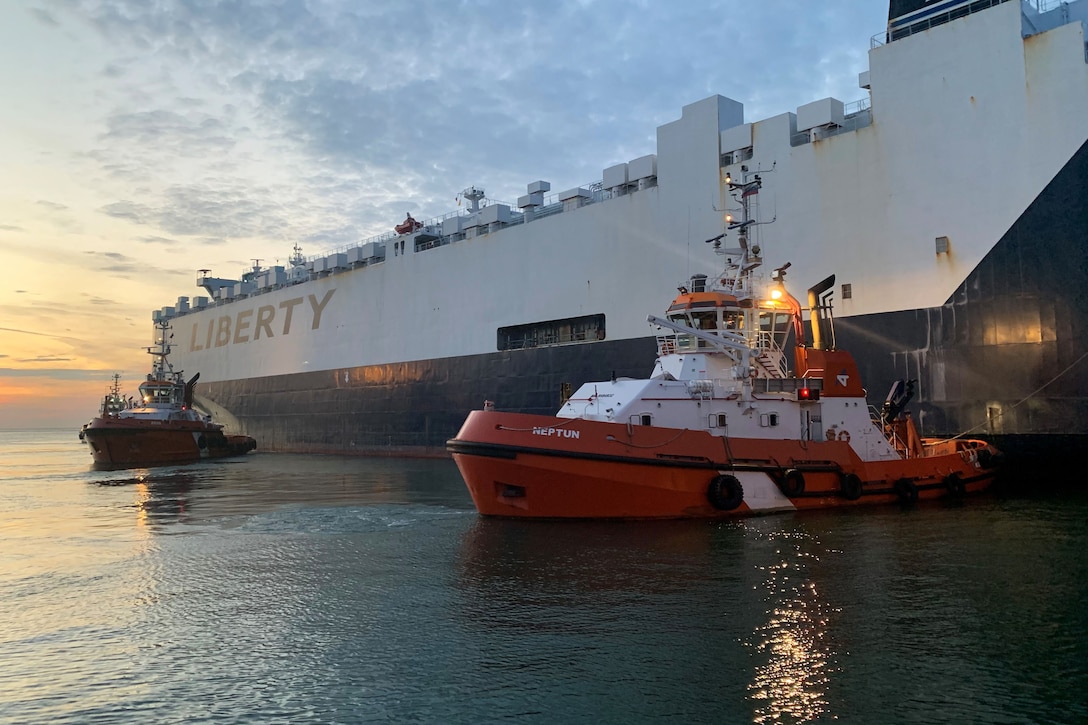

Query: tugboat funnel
807 274 836 350
184 372 200 408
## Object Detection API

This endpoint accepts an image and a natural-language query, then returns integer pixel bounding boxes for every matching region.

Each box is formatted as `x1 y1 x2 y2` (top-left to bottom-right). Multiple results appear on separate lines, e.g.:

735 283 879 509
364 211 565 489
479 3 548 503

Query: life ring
894 478 918 505
707 474 744 511
838 430 851 443
944 472 966 498
840 473 863 501
779 469 805 497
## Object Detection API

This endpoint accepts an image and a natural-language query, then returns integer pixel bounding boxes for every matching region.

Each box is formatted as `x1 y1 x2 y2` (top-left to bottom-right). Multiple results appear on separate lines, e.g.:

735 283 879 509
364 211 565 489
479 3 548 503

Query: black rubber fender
707 474 744 511
894 477 918 505
945 472 966 498
840 473 863 501
197 434 207 450
779 469 805 497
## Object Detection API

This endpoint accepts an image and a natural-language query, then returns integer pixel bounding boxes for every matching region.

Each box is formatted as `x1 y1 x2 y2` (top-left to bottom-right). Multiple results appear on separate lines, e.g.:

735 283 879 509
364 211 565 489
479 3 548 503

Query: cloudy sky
0 0 888 428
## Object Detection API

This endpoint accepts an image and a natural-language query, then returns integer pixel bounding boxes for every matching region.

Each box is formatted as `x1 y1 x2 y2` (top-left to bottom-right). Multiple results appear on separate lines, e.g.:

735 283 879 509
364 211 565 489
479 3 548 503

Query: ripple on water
1 434 1087 723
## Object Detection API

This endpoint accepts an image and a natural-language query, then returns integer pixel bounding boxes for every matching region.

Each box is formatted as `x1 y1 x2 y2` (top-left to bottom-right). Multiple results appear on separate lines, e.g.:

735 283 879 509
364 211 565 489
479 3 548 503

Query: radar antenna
289 243 305 267
460 186 486 213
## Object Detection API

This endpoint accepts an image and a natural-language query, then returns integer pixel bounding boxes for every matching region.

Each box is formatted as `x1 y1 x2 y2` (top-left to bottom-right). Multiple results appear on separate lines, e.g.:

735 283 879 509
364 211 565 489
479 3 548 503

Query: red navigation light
797 387 820 401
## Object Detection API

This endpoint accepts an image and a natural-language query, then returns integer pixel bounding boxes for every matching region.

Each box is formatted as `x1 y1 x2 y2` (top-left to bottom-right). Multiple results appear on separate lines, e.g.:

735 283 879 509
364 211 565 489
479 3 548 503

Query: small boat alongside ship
447 174 1003 519
83 319 257 468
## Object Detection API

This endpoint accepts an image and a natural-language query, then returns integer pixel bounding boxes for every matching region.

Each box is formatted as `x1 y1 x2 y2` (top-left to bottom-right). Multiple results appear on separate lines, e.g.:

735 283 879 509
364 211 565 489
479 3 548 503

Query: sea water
0 429 1085 724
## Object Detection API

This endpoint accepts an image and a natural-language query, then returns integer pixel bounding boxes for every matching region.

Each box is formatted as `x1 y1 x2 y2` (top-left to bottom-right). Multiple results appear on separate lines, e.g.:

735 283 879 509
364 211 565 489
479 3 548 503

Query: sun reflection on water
746 530 836 723
134 478 152 530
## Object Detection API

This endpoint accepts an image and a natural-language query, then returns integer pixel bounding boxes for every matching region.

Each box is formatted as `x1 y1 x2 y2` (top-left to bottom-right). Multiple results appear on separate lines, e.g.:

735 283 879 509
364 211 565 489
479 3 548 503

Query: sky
0 0 889 429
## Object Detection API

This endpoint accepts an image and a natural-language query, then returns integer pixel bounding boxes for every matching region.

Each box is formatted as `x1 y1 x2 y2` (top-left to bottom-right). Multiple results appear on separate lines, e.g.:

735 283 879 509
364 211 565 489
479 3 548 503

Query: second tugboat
83 319 257 468
447 173 1003 519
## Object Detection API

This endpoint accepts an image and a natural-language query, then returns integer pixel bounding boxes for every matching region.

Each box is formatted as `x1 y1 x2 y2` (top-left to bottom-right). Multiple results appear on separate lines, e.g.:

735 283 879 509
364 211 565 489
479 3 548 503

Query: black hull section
194 337 657 457
835 138 1088 476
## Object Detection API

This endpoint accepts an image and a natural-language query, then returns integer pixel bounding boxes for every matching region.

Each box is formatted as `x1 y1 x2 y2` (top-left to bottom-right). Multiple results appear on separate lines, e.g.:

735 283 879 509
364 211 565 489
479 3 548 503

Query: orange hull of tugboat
447 411 1001 519
84 417 257 468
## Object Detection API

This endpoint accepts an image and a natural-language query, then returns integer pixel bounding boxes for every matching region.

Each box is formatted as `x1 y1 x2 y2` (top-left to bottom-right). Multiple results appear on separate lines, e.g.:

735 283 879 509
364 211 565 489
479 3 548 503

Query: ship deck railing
167 175 647 319
871 0 1070 48
315 180 609 263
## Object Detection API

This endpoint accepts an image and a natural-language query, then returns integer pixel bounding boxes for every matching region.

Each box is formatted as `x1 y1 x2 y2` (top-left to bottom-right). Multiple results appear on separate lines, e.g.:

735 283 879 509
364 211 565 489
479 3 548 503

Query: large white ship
153 0 1088 472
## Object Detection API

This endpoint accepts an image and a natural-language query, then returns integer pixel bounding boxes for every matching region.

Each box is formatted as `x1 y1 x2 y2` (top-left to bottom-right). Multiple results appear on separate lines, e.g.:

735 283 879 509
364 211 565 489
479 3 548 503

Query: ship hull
189 305 1081 477
192 337 655 456
446 411 998 519
83 418 256 468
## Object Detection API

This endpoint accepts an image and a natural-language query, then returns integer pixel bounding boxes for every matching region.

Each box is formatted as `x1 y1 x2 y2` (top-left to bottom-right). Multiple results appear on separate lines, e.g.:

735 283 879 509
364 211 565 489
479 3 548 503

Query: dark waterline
1 430 1086 724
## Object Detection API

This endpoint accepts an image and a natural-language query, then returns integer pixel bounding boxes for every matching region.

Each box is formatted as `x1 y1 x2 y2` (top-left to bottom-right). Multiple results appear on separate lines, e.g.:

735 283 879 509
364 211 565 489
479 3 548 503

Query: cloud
15 356 73 363
0 325 80 341
56 0 885 241
0 367 120 380
72 249 188 279
101 108 237 156
138 235 180 246
28 6 59 27
80 294 119 306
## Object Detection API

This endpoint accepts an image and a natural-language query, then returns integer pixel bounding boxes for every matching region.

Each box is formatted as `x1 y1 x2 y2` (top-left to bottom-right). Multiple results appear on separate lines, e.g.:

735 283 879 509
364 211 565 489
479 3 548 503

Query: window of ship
666 312 698 352
678 310 745 350
692 311 718 330
140 382 179 405
497 313 606 351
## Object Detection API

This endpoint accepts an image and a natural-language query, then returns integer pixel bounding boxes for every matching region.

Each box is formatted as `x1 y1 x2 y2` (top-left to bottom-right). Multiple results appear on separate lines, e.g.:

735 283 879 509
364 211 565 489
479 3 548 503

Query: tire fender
707 474 744 511
780 469 805 497
840 473 863 501
894 478 918 505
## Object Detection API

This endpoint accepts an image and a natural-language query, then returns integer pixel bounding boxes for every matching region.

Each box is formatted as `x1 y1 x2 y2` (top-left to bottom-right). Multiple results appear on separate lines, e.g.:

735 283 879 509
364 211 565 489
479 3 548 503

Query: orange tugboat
83 318 256 468
447 174 1002 519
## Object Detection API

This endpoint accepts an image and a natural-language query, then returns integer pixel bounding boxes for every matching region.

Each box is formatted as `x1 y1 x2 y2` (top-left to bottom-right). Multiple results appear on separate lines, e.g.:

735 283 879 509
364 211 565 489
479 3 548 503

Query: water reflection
89 467 201 527
742 522 834 723
132 474 196 527
87 454 472 530
457 517 718 604
457 514 840 721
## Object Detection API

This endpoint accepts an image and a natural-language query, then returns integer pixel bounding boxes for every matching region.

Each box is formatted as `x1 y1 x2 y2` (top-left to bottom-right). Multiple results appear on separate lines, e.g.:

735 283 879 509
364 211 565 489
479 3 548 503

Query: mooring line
952 349 1088 439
